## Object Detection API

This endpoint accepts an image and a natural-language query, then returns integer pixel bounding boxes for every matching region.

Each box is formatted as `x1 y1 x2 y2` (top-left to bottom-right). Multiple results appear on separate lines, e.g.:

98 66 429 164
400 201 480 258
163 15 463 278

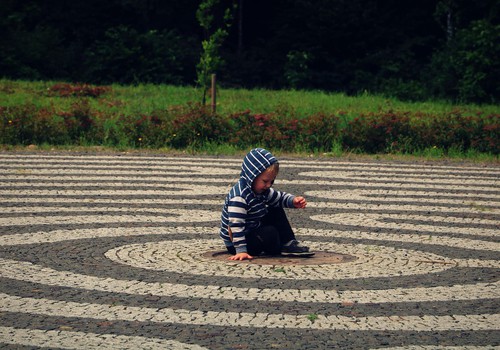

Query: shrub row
47 83 111 98
344 111 499 154
1 100 498 155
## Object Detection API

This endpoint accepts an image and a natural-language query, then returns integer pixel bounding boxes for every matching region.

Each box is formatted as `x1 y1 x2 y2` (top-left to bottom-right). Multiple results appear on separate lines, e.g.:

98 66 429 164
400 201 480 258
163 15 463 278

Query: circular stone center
203 250 358 265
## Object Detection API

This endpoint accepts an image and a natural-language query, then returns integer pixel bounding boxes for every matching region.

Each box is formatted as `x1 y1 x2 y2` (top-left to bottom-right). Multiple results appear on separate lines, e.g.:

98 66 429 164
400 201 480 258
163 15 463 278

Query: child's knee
257 226 281 254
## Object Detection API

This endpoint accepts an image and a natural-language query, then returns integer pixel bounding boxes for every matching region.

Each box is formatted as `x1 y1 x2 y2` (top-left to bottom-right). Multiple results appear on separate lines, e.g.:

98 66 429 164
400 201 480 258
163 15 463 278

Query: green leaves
195 0 236 104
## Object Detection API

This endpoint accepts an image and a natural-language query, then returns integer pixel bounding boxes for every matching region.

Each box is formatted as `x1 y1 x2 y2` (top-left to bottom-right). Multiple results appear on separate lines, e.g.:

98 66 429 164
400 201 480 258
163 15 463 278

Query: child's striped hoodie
219 148 295 254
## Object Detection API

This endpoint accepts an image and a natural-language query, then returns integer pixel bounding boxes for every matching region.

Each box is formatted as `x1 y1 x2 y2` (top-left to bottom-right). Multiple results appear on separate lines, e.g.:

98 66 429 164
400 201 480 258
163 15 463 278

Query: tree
427 19 499 103
195 0 236 104
427 0 499 102
84 26 197 84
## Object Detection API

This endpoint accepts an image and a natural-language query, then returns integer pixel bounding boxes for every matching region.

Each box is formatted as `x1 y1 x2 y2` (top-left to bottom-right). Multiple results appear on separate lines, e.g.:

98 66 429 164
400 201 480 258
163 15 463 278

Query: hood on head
240 148 277 185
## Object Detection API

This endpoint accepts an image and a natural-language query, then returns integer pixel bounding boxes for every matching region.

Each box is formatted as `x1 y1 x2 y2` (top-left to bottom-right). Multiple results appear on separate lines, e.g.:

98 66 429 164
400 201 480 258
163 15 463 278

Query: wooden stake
211 74 216 113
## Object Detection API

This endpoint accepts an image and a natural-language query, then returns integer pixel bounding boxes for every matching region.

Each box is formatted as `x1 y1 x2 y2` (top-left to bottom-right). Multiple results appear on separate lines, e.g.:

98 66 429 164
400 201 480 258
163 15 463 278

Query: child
219 148 313 261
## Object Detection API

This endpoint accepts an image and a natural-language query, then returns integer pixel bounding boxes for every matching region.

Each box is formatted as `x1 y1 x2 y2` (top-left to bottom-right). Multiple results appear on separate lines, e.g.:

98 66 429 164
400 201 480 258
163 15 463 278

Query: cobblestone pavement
0 152 499 349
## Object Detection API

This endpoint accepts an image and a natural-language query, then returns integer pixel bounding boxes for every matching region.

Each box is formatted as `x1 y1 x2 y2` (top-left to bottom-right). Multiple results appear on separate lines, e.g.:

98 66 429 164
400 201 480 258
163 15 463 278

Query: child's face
252 169 277 194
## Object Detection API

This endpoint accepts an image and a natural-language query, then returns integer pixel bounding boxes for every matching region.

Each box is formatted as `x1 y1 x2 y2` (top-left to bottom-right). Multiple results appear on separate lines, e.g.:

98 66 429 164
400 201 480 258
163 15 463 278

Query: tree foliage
195 0 236 104
84 26 197 84
0 0 497 103
427 20 499 103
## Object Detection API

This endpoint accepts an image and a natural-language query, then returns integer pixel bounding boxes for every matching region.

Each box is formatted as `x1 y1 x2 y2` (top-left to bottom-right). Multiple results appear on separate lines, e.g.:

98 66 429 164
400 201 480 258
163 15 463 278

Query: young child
219 148 313 261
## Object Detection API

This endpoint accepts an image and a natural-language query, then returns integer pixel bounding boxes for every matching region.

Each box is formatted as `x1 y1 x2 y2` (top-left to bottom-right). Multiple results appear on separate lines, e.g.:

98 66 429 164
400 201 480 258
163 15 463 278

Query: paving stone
0 152 498 349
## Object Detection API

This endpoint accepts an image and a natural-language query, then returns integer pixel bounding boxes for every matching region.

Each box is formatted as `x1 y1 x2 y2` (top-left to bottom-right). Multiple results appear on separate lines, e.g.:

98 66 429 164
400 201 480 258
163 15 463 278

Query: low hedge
1 98 498 155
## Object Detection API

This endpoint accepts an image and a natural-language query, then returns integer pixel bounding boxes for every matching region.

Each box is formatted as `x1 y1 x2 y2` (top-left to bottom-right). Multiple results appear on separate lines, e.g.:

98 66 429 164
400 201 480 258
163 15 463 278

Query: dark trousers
227 207 296 256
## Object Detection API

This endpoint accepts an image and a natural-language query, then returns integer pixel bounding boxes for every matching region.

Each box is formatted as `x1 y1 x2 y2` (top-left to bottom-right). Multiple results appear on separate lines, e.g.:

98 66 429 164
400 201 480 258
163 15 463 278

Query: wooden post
211 74 216 113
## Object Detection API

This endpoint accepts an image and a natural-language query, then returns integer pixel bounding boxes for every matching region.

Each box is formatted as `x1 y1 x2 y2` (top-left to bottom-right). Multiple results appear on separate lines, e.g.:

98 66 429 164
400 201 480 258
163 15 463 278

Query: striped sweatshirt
219 148 295 254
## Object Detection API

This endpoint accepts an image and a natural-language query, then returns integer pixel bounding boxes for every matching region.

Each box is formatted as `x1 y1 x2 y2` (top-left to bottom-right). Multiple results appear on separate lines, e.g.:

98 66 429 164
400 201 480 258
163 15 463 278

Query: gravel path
0 152 498 349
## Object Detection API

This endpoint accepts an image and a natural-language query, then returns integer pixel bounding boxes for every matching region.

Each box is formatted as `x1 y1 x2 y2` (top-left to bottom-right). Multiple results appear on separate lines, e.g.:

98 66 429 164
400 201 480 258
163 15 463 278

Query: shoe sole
281 251 315 257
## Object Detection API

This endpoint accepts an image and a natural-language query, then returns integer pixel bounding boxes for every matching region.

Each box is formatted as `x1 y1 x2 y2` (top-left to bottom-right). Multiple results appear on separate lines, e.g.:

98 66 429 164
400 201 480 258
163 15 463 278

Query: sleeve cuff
235 246 248 254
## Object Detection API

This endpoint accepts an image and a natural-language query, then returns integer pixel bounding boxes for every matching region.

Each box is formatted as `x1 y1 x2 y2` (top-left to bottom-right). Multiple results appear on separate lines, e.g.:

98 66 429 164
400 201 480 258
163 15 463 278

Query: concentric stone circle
203 250 356 265
0 152 499 349
106 239 456 279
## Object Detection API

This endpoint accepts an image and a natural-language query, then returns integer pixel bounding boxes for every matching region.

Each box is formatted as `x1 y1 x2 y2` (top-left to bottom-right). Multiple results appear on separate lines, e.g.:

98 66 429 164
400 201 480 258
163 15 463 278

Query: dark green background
1 0 498 103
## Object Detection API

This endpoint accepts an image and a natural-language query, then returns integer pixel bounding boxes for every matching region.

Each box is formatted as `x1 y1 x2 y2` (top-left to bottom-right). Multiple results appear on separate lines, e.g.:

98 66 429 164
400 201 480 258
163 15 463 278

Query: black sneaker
281 240 315 257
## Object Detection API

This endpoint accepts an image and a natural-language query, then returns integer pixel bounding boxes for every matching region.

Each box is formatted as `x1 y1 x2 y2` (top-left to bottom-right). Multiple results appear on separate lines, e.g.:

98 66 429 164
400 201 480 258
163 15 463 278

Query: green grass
2 79 499 117
109 83 500 117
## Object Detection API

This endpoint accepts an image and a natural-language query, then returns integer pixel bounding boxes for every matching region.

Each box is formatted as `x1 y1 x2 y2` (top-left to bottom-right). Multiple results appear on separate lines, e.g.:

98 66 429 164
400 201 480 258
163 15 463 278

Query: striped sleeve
227 196 249 253
266 187 295 208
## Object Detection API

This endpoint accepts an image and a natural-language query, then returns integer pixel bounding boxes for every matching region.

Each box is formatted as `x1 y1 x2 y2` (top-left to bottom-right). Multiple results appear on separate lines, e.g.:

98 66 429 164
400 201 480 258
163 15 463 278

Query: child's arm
267 188 307 209
226 196 254 259
227 226 253 260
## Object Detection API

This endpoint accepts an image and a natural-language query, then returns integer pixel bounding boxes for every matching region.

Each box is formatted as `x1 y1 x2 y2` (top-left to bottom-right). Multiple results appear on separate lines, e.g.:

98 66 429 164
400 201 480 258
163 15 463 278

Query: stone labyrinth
0 152 499 349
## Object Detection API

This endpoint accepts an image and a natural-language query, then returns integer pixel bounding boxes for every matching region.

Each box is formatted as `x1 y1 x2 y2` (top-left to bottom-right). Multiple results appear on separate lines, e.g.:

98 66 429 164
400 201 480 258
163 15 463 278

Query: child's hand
229 252 254 261
293 196 307 208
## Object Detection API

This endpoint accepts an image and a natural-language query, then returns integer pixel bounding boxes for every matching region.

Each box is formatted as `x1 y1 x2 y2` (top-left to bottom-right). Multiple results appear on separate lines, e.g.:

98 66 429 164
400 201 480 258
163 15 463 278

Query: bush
342 110 499 155
229 111 299 151
1 99 497 156
418 112 499 154
47 83 111 98
123 111 173 148
0 104 67 145
297 113 341 152
229 111 341 152
169 103 230 149
343 112 413 153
